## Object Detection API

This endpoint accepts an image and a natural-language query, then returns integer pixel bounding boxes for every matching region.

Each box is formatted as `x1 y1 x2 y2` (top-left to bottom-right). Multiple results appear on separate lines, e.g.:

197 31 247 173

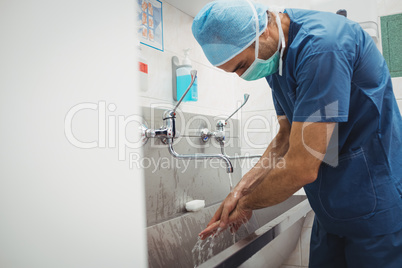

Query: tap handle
173 70 197 114
225 94 250 122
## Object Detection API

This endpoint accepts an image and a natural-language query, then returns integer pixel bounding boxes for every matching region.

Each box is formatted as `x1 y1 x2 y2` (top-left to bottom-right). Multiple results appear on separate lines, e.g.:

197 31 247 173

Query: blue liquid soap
177 74 198 102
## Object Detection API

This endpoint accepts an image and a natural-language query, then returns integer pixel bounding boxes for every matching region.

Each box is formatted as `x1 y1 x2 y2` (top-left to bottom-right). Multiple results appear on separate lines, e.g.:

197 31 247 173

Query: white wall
309 0 378 22
0 1 147 268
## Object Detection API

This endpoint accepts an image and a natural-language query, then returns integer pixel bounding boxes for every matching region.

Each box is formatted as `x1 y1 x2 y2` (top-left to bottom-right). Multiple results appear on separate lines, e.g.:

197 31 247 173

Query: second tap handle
225 94 250 122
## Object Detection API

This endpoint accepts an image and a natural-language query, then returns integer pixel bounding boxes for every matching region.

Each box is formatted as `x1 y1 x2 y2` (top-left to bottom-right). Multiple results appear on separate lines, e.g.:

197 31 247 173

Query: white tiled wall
377 0 402 17
240 109 279 176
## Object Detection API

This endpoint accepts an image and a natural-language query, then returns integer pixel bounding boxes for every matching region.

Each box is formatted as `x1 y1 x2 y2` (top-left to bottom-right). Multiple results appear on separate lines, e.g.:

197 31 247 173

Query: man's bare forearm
240 157 304 210
236 131 290 197
239 122 335 210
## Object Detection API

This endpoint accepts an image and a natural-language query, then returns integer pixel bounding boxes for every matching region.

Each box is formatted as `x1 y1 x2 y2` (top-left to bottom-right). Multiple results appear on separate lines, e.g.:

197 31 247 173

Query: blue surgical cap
192 0 269 66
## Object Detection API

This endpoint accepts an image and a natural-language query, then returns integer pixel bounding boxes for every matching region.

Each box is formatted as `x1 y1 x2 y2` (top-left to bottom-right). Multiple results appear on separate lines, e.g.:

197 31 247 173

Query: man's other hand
199 199 252 240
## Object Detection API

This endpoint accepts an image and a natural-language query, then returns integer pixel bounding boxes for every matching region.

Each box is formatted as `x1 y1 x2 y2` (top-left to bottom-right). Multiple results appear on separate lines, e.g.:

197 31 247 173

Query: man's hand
205 188 243 230
199 199 252 240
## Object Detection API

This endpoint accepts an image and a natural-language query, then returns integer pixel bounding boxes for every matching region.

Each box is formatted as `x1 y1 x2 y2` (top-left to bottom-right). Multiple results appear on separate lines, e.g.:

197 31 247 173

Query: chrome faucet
201 94 262 160
201 94 250 143
142 69 234 173
142 69 199 142
167 138 233 173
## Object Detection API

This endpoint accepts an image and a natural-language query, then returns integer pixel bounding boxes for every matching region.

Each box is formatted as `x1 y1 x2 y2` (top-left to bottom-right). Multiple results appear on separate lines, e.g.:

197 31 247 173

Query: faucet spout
167 139 233 173
219 140 262 160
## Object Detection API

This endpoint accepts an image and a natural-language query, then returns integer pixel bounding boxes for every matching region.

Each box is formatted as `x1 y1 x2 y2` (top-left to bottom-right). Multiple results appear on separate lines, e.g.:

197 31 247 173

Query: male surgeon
192 0 402 267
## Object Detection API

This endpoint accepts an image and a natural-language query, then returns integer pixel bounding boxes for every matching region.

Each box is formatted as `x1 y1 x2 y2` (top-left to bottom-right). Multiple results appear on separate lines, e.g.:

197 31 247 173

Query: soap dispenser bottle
174 49 198 102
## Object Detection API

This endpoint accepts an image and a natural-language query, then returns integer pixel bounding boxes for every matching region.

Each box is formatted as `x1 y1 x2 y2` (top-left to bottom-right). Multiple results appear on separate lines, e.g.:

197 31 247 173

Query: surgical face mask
240 48 281 81
241 3 286 81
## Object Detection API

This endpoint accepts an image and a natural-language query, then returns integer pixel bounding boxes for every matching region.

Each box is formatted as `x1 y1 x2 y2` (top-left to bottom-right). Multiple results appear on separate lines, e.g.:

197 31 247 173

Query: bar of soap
185 200 205 212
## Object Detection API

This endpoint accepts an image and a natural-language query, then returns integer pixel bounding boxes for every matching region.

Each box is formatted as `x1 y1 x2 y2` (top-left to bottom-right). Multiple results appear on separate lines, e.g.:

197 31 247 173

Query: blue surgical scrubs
266 9 402 266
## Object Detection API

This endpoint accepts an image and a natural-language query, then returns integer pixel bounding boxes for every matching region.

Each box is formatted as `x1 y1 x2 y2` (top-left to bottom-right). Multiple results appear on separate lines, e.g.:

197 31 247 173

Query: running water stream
228 173 236 243
228 173 234 192
192 174 250 267
192 228 223 267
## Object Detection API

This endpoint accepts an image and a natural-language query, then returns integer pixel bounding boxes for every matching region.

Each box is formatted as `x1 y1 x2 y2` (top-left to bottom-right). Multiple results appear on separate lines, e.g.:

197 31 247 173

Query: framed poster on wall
137 0 164 51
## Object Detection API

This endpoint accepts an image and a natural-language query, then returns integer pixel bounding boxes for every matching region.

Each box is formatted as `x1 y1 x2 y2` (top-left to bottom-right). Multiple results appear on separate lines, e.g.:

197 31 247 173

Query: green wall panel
381 13 402 78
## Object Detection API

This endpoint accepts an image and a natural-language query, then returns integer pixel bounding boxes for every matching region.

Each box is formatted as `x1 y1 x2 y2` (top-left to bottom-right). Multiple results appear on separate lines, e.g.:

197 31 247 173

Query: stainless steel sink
147 195 311 268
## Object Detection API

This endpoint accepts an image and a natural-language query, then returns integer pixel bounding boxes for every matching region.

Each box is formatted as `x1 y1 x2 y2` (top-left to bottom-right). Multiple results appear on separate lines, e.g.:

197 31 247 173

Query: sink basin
147 195 311 268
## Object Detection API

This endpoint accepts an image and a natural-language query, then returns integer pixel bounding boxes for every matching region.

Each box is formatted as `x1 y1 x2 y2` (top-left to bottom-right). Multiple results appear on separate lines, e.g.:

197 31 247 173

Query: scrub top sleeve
293 51 353 123
272 91 286 116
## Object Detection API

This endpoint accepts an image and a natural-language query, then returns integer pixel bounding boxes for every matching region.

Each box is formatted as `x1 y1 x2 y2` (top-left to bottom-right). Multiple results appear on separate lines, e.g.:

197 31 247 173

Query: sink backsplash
142 106 243 226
